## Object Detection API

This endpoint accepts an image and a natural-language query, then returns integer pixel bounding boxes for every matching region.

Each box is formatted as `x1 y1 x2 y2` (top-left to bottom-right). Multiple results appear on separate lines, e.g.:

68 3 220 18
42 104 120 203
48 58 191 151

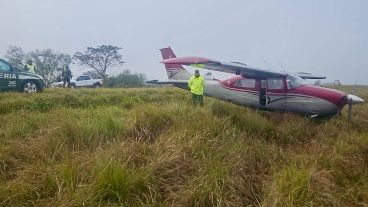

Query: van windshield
286 74 306 89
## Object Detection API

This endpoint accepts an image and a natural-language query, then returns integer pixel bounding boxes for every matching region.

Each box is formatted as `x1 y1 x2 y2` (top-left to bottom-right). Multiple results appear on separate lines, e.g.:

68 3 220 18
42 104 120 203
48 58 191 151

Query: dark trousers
192 93 204 106
63 79 71 88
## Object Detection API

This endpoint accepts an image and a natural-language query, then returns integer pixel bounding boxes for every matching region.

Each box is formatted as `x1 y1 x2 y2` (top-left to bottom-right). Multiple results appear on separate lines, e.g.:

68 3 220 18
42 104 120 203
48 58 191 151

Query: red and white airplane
150 47 364 117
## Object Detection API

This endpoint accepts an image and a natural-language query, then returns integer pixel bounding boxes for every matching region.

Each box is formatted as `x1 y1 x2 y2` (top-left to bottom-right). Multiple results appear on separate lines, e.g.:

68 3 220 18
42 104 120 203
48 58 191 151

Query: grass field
0 86 367 206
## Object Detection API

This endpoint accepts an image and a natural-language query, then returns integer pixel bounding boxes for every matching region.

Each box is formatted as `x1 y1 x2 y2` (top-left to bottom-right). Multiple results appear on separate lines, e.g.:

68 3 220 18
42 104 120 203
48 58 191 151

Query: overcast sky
1 0 367 84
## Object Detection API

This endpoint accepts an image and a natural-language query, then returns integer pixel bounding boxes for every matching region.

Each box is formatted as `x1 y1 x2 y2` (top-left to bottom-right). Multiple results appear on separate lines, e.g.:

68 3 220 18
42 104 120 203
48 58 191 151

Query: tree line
3 45 146 88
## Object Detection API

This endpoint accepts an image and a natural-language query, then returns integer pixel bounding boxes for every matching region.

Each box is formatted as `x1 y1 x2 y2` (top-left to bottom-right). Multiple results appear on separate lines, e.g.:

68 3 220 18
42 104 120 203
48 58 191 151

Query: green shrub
94 159 155 205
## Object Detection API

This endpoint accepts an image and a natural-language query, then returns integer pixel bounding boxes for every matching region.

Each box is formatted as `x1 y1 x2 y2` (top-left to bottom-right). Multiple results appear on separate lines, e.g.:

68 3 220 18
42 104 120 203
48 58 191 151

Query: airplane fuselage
173 75 347 116
158 47 364 116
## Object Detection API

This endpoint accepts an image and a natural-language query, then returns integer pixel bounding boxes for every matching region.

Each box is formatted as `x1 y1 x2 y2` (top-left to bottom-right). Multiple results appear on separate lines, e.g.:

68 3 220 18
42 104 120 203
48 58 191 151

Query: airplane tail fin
160 47 192 80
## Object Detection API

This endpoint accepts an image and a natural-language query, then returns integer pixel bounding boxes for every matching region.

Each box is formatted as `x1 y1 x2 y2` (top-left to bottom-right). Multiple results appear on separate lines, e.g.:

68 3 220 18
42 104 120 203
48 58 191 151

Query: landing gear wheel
22 81 38 93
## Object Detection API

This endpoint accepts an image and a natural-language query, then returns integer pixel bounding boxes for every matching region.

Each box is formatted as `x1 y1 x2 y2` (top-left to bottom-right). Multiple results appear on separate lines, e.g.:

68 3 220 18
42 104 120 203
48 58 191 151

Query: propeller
347 79 365 121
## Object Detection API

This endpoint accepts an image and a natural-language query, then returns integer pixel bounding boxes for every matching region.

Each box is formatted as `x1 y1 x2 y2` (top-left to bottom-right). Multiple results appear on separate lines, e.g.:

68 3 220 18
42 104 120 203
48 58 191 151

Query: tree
105 69 146 88
73 45 124 81
4 46 26 69
28 49 71 85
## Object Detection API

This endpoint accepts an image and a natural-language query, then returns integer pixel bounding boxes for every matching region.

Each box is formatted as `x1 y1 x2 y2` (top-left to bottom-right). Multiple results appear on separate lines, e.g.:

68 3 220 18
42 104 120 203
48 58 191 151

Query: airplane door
266 78 287 110
259 80 267 107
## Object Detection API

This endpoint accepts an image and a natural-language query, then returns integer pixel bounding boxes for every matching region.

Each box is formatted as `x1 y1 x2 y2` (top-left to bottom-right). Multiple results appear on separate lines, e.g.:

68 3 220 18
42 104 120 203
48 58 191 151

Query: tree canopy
4 46 26 69
29 49 71 85
4 46 71 86
73 45 124 80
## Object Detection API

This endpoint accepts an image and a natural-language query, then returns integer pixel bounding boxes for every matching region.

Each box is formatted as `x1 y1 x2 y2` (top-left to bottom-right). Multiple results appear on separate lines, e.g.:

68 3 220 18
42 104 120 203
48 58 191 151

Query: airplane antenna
278 61 286 72
262 57 271 70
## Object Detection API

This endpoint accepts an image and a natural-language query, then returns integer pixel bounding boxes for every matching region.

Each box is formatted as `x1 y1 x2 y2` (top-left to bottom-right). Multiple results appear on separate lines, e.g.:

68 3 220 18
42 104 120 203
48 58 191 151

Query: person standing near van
62 66 72 88
24 60 36 73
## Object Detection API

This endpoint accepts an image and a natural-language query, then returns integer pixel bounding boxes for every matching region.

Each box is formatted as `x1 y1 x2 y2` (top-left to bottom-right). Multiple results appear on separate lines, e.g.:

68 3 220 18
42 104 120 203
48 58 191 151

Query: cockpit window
286 74 306 89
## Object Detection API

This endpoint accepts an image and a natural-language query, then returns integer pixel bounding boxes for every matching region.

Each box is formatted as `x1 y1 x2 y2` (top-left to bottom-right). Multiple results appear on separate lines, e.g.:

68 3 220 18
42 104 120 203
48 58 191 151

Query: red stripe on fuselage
218 82 345 106
165 67 185 71
219 82 258 95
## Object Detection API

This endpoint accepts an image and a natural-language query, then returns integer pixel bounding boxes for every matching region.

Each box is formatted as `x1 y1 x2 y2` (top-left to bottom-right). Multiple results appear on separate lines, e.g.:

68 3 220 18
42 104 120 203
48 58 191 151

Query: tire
94 84 101 89
70 84 76 89
22 80 39 93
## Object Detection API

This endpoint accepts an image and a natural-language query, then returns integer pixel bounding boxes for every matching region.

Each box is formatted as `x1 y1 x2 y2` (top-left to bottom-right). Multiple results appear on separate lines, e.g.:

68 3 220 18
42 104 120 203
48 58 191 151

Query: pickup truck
0 58 45 93
70 75 103 88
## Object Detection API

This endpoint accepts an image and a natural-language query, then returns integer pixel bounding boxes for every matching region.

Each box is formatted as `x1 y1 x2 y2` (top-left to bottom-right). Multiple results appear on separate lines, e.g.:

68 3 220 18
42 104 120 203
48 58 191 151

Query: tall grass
0 87 367 206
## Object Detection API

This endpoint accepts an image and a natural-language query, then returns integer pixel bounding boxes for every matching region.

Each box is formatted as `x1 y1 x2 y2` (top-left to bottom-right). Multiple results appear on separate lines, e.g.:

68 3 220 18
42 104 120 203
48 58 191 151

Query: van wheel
94 84 101 89
71 84 76 89
22 81 39 93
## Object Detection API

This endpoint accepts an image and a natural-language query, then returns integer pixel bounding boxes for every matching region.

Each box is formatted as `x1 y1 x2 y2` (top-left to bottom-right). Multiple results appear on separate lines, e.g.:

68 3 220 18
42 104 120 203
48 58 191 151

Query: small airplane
148 47 364 117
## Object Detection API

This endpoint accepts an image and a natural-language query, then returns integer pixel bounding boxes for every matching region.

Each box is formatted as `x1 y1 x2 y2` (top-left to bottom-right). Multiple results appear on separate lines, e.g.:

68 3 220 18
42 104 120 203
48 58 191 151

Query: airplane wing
145 80 188 84
146 79 190 90
295 72 326 79
162 56 285 78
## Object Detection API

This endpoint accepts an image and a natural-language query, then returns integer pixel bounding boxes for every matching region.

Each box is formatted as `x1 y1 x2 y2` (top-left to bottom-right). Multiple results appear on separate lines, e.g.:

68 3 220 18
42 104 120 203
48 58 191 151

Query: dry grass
0 86 367 206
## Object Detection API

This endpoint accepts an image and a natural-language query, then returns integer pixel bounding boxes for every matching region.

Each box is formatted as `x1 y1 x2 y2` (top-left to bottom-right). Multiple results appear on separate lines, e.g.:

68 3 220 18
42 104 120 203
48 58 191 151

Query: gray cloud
1 0 367 84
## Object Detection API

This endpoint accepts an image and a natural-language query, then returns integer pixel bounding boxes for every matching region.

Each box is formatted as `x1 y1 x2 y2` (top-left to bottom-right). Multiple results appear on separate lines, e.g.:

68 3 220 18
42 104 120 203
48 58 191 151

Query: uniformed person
188 70 205 106
24 60 36 73
61 66 72 88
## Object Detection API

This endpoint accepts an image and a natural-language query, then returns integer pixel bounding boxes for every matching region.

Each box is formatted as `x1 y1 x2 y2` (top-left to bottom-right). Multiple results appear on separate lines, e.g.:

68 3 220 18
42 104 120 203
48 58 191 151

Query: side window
0 61 11 71
76 76 83 81
234 79 256 88
268 78 284 90
261 80 267 88
84 76 91 80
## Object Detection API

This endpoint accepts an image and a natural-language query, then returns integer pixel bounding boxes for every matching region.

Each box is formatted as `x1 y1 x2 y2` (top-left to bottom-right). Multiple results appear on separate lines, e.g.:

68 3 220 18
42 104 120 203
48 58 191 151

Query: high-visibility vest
188 76 205 95
26 64 36 73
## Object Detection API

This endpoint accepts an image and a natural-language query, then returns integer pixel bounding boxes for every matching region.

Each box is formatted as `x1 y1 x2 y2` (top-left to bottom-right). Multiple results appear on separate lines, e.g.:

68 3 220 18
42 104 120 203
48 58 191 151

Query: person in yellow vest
188 70 205 106
24 60 36 73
